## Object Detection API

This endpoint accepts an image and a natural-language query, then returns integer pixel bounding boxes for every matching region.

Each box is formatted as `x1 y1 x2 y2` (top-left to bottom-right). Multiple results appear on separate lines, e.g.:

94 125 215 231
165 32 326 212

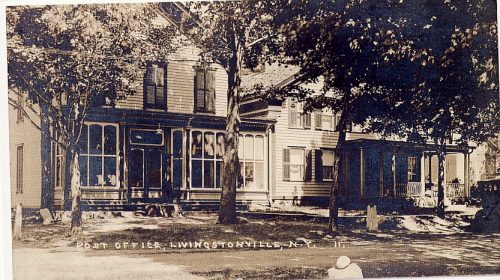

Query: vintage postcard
3 0 500 279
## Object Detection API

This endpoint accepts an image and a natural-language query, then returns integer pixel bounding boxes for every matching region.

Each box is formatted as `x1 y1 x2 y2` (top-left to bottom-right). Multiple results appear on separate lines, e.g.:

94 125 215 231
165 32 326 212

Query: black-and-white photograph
2 0 500 279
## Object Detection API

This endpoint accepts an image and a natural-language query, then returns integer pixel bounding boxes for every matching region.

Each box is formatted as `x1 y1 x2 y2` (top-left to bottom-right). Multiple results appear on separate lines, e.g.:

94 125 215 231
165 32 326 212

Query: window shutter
304 113 311 129
144 65 154 105
283 149 290 181
206 70 215 112
289 101 297 127
17 94 24 122
194 74 198 110
345 122 352 132
315 149 323 182
314 111 322 129
305 149 312 181
195 70 206 110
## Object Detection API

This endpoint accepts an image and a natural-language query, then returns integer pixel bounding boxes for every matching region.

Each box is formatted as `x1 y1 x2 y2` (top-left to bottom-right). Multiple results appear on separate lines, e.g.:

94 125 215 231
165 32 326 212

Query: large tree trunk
70 151 82 236
219 94 240 224
436 142 447 218
219 22 242 224
329 110 349 233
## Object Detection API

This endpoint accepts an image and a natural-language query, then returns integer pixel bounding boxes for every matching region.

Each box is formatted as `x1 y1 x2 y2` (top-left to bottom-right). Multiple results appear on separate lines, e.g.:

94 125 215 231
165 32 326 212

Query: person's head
336 256 351 269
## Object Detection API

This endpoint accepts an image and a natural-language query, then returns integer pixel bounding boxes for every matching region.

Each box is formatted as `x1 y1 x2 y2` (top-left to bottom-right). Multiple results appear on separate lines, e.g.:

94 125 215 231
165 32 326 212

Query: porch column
360 148 365 198
428 154 433 183
379 149 384 196
443 153 448 200
420 151 426 197
392 148 397 196
345 150 350 196
122 124 128 202
464 152 470 197
182 128 189 200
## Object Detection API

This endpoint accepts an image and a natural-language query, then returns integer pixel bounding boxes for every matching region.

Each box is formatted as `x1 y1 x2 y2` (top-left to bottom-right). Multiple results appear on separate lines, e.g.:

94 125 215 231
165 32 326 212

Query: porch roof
344 138 475 154
82 107 275 132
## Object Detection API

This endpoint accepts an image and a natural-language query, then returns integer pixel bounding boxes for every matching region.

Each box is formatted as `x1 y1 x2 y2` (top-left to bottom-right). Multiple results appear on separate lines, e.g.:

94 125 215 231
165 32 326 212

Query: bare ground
11 211 500 280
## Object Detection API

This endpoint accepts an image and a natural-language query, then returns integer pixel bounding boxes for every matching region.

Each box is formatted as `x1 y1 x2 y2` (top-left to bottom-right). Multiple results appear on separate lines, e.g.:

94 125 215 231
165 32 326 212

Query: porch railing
396 182 421 197
446 183 465 198
371 182 466 199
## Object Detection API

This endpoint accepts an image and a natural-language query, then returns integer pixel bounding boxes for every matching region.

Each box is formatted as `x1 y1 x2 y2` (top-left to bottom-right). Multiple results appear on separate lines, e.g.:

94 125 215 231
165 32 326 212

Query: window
238 134 265 189
190 130 224 188
407 157 417 182
283 148 308 181
17 93 24 122
16 144 23 193
78 124 119 187
316 149 334 182
303 113 312 129
144 64 167 109
194 68 215 113
322 114 334 130
289 100 311 129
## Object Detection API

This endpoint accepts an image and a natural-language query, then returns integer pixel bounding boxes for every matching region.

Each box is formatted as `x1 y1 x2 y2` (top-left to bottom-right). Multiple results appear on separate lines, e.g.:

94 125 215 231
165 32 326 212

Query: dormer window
194 68 215 113
144 63 167 110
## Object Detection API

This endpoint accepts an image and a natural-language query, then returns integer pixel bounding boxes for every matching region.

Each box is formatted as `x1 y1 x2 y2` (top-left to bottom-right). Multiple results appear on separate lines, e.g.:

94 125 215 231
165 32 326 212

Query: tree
158 1 281 224
259 0 418 232
7 4 179 235
256 0 498 230
367 0 499 218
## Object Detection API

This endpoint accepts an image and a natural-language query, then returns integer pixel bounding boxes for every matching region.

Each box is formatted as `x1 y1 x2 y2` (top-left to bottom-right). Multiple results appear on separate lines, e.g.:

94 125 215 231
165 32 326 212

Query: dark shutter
314 111 322 130
144 65 154 105
289 101 297 127
206 70 215 112
195 70 206 110
345 122 352 132
305 149 312 181
283 149 290 181
315 149 323 182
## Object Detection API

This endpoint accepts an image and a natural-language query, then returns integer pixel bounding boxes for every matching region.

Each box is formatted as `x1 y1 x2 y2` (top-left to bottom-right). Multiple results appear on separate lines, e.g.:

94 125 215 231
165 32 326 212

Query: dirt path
11 212 500 279
13 248 205 280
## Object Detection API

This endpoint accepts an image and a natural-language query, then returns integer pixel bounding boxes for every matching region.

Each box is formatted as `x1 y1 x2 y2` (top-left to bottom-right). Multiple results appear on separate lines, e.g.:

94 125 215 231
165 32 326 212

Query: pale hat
335 256 351 269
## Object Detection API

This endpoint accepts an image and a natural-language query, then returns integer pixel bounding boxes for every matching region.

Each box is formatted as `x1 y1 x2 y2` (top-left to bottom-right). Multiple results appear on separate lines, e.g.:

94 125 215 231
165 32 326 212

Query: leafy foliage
7 4 179 146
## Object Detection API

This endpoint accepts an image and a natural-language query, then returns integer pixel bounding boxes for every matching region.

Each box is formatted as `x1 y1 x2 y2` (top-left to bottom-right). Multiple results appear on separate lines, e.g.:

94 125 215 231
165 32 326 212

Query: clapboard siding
272 99 339 199
116 46 228 116
9 91 43 208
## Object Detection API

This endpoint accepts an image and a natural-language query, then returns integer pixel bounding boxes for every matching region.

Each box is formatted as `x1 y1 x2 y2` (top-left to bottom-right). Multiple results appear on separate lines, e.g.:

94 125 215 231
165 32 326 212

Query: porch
341 139 473 204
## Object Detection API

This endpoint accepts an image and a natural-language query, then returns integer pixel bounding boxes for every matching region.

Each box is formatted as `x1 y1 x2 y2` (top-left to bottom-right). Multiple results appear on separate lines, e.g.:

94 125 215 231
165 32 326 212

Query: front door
127 128 168 203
